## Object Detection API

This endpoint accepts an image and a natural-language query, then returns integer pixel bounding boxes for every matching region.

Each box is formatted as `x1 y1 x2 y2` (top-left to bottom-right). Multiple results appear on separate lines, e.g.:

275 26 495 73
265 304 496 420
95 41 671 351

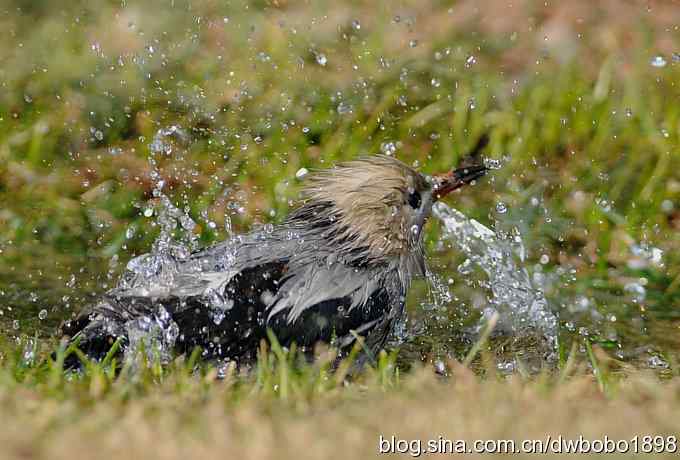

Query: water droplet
624 282 646 303
430 78 441 87
380 141 397 155
12 320 19 330
647 354 669 369
457 258 473 275
351 19 361 30
143 208 154 217
180 215 195 231
484 158 503 170
24 94 33 103
38 309 47 320
661 199 674 213
650 248 663 265
495 202 508 214
90 41 102 56
66 275 76 289
625 108 633 117
315 53 327 66
336 101 352 114
465 55 477 67
539 254 549 264
650 55 667 67
408 39 418 48
595 197 611 212
295 167 309 179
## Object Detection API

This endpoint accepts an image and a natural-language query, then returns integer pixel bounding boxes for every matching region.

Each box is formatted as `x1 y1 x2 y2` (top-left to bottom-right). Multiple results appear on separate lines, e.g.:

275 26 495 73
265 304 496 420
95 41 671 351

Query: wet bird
60 138 488 367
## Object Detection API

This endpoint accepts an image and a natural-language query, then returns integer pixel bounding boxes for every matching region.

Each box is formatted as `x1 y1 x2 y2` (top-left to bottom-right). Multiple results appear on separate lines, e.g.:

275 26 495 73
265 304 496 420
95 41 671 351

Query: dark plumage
60 141 488 367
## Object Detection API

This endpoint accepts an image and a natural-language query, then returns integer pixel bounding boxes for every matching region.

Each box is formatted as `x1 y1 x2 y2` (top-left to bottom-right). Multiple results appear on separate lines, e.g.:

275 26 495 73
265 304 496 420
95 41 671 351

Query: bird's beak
432 164 487 201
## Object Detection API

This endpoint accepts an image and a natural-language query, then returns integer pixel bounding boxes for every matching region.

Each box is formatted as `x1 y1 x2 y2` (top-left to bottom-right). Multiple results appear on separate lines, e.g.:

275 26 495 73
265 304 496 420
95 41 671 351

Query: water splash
125 305 179 367
149 125 188 156
432 202 558 363
124 126 198 287
117 126 198 363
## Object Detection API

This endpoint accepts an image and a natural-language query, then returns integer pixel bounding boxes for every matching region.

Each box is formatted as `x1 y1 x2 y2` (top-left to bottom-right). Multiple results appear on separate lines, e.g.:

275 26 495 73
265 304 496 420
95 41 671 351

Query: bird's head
293 151 486 269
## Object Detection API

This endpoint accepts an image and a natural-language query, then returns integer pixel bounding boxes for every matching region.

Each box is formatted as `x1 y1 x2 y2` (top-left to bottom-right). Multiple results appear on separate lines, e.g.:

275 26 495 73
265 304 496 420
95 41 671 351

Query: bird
59 138 488 368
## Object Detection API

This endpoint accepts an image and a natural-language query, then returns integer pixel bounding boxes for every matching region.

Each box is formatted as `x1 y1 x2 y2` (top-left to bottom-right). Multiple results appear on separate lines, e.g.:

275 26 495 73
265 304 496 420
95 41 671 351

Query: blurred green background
0 0 678 366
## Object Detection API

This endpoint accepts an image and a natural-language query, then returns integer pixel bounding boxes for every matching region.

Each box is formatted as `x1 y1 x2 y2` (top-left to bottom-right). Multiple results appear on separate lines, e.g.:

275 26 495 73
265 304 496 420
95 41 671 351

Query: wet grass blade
585 339 607 394
463 312 499 368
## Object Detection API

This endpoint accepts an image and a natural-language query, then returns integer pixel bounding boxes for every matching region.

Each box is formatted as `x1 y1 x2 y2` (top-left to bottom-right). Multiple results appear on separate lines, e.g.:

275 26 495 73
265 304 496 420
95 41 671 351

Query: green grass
0 0 679 457
1 333 680 459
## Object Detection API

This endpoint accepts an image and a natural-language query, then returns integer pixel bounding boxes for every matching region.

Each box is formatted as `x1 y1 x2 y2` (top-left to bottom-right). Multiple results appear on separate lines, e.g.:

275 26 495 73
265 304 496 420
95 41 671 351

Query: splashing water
432 202 558 363
68 126 561 367
102 144 560 366
116 126 198 364
121 127 198 293
125 305 180 367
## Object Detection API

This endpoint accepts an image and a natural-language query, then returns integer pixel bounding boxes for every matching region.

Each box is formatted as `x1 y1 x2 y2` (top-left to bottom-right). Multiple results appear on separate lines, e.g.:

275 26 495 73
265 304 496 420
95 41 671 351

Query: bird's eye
407 190 422 209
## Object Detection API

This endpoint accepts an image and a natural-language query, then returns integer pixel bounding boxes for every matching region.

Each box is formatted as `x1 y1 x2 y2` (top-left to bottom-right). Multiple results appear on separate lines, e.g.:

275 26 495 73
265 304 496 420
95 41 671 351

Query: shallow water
2 214 678 373
1 126 678 372
1 195 677 375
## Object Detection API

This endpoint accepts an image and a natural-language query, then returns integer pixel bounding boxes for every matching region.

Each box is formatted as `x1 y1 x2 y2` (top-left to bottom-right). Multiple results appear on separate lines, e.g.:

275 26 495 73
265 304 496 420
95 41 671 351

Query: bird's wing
267 261 397 323
264 261 405 354
187 230 301 272
103 229 298 311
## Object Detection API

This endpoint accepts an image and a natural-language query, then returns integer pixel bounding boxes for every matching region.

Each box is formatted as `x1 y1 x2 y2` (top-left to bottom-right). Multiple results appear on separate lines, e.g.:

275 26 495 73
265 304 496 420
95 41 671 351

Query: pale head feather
300 155 430 265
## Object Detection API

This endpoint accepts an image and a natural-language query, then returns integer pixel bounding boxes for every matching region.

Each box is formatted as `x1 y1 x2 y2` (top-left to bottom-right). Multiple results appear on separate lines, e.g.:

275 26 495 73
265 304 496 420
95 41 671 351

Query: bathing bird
59 138 488 367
